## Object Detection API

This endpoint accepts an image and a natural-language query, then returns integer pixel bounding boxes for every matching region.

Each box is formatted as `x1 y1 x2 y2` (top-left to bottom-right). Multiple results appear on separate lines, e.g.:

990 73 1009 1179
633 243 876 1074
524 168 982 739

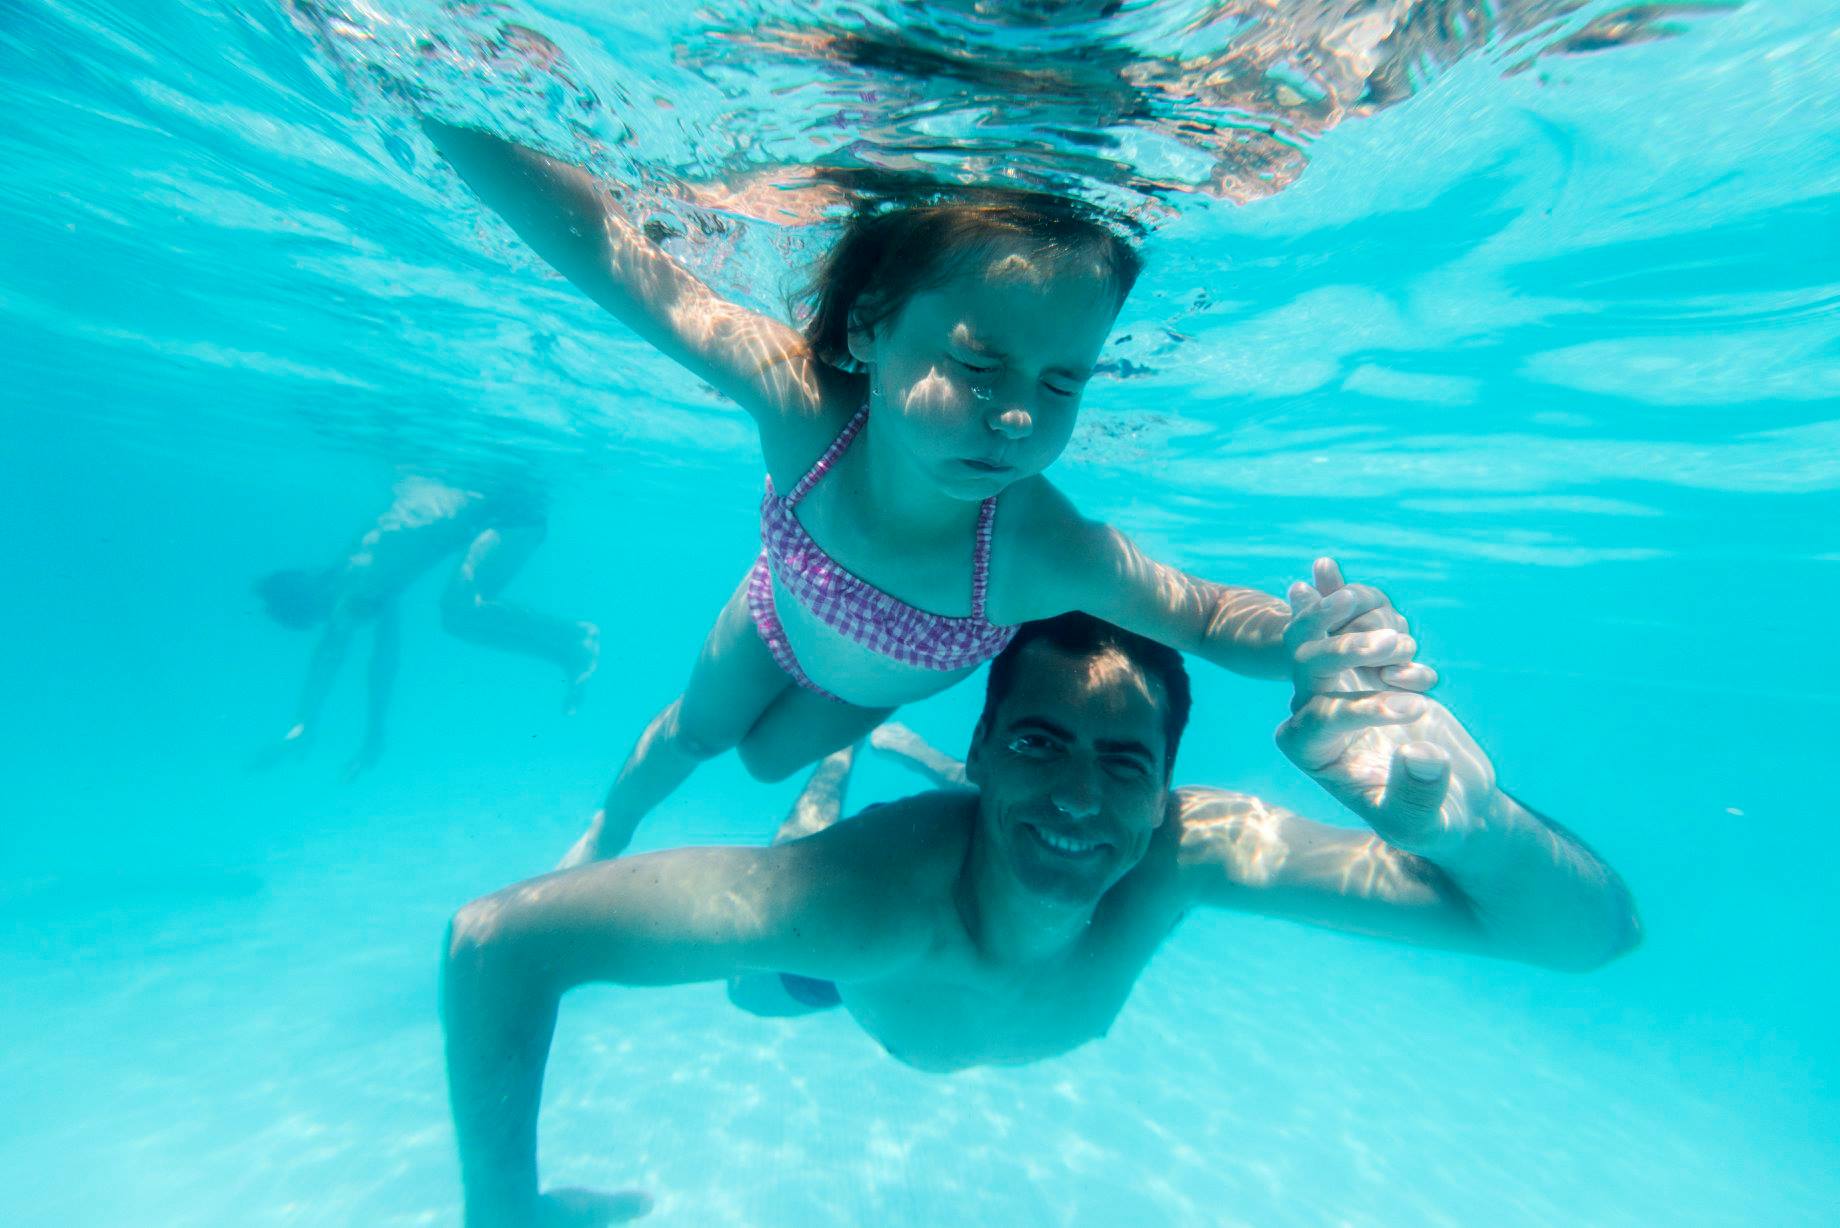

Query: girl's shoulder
987 477 1111 622
995 473 1078 529
994 476 1104 562
756 369 867 487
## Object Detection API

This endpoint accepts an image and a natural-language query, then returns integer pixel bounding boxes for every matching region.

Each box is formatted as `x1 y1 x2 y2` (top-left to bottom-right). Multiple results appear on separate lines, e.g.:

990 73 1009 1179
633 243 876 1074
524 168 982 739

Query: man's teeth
1033 826 1100 855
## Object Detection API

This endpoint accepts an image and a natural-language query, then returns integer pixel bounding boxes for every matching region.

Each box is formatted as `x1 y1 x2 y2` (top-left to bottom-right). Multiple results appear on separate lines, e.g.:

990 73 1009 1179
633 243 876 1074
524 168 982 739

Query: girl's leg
441 524 600 712
559 576 792 867
734 686 894 784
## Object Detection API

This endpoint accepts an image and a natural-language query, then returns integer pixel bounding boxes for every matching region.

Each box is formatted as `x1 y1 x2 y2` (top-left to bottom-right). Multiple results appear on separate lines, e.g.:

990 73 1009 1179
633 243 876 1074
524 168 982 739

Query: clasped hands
1274 558 1504 861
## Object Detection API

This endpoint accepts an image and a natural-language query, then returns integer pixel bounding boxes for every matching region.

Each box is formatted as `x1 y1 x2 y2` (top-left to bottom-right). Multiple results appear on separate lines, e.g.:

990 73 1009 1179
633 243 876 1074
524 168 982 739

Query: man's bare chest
841 915 1173 1073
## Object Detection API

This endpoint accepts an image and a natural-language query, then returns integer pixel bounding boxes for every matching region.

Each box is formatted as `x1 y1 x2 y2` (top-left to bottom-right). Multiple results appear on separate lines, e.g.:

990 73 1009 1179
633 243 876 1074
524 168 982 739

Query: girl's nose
988 405 1034 439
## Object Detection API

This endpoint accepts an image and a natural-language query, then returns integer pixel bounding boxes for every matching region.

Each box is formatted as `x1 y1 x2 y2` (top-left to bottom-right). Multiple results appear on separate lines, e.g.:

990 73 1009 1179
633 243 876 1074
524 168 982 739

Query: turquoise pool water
3 1 1837 1224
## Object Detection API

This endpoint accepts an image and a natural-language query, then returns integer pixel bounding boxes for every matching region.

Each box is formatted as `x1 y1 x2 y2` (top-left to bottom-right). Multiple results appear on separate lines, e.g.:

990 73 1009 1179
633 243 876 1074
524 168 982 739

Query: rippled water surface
3 1 1837 1225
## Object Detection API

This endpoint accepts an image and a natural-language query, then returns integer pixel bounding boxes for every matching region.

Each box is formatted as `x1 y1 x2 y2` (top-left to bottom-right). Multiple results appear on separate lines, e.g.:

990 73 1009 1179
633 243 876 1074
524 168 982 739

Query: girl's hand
1282 558 1436 703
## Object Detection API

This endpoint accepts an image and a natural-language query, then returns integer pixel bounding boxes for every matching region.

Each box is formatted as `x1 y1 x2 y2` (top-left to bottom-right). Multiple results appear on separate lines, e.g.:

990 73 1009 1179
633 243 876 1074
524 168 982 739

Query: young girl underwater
422 121 1429 863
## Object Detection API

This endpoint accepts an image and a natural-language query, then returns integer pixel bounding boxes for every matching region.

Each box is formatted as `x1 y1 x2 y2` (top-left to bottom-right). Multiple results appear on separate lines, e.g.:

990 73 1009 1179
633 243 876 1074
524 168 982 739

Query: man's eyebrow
1007 718 1156 764
1095 737 1156 764
1006 716 1074 741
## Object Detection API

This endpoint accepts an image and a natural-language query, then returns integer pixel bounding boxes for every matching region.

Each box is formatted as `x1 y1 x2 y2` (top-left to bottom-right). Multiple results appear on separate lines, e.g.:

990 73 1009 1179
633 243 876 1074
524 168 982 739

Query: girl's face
848 243 1121 499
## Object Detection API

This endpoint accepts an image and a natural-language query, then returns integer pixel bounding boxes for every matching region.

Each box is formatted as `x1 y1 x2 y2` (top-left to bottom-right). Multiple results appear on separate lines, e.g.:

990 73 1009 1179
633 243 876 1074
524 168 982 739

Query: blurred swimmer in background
253 474 599 779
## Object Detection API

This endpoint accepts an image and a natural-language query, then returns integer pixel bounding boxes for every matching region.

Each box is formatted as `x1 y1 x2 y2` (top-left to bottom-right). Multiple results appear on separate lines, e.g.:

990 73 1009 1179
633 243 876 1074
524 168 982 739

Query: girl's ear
844 299 882 368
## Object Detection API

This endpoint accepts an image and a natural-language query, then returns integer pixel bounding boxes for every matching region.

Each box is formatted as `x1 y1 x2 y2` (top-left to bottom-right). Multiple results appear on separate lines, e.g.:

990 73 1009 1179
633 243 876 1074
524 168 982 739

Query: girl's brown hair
800 189 1144 370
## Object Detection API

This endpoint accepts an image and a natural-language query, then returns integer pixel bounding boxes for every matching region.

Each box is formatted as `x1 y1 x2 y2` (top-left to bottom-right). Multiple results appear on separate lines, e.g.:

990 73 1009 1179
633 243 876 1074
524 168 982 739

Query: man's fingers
1376 743 1451 843
1293 629 1418 684
1287 580 1321 616
1276 691 1427 768
1379 661 1438 692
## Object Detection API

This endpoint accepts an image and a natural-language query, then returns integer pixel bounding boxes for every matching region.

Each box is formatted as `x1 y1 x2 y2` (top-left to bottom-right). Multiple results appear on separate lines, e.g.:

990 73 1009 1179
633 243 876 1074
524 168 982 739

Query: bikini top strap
786 405 870 506
971 496 998 621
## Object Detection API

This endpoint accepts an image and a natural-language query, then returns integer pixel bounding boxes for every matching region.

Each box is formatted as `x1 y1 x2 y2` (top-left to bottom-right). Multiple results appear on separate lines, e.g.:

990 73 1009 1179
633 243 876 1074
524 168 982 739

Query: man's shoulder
794 790 977 886
1164 786 1299 891
855 790 978 870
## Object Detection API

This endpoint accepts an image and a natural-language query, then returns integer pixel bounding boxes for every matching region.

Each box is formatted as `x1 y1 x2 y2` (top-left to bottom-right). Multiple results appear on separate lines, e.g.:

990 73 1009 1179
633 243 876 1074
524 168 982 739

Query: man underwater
442 563 1639 1225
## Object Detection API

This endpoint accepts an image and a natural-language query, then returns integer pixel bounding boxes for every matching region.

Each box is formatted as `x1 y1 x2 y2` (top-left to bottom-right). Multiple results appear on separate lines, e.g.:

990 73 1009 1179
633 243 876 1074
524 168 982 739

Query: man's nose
987 403 1034 439
1050 762 1102 820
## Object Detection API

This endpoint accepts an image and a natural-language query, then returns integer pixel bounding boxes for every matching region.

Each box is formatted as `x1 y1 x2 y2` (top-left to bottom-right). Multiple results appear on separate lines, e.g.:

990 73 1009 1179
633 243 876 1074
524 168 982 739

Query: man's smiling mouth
1022 822 1108 859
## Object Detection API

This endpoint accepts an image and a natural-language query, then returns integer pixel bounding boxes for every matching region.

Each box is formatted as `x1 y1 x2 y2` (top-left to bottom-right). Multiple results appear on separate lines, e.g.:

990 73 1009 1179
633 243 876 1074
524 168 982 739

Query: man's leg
725 744 858 1017
867 721 968 788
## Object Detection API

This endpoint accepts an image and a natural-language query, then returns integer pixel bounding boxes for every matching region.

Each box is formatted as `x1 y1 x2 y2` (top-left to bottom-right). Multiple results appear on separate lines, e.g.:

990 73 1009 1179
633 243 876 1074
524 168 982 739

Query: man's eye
1043 383 1078 399
1105 757 1149 780
1009 734 1055 756
954 356 998 375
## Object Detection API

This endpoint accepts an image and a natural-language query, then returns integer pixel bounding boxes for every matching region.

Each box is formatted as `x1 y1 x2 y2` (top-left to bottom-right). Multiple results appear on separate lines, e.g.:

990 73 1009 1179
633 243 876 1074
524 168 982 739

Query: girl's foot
563 622 600 715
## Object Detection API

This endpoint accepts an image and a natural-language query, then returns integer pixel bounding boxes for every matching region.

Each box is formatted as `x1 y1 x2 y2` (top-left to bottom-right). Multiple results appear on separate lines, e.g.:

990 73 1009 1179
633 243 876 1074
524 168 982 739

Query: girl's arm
1077 520 1292 678
1000 487 1292 678
422 121 832 431
1000 482 1427 682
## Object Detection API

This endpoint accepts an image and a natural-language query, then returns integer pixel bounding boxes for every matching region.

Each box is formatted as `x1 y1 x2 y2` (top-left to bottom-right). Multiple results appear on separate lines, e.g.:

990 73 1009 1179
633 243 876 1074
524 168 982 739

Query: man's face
966 640 1171 907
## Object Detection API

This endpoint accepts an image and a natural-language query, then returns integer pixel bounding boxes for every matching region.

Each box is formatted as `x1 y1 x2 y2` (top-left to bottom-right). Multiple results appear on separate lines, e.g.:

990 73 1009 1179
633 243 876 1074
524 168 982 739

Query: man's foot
868 722 968 787
563 622 600 715
556 811 606 870
539 1185 652 1225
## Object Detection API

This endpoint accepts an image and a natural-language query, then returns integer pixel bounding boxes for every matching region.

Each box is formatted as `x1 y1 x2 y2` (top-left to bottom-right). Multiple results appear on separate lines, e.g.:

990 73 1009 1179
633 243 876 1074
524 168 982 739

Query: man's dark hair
979 612 1192 773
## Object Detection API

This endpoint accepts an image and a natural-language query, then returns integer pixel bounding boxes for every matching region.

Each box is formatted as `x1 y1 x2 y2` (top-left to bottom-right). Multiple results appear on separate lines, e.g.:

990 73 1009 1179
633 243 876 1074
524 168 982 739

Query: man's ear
964 718 989 786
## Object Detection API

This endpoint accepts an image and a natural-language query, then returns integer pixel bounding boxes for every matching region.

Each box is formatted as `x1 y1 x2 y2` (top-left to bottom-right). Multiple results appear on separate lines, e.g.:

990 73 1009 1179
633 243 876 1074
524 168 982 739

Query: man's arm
442 808 937 1226
1175 786 1640 968
1180 561 1640 971
256 606 358 760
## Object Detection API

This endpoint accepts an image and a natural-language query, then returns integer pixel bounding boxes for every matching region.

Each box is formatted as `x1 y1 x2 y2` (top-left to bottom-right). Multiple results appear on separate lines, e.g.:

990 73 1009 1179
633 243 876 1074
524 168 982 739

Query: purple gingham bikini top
759 405 1018 672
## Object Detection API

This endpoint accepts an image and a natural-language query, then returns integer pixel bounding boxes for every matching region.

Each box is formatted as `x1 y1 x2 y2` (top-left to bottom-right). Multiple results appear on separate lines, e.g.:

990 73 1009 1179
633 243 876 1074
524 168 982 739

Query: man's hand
1275 560 1498 860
